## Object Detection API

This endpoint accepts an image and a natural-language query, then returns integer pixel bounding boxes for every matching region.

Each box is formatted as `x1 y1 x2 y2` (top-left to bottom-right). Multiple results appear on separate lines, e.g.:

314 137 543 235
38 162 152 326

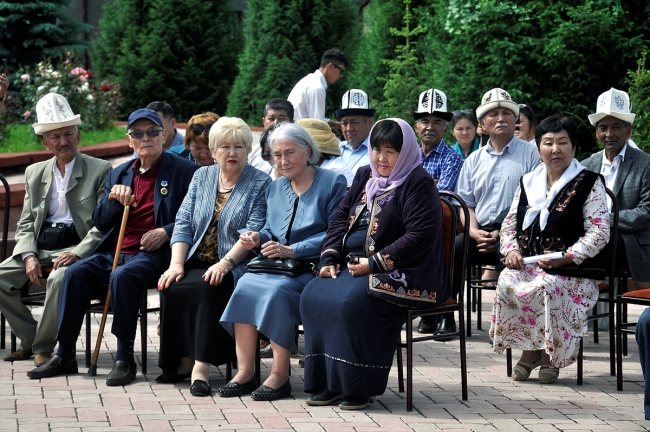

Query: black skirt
158 259 235 372
300 269 404 397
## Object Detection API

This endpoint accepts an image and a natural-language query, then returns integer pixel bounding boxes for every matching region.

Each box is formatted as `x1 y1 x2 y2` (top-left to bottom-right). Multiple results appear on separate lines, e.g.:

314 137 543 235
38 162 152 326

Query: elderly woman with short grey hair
219 122 347 401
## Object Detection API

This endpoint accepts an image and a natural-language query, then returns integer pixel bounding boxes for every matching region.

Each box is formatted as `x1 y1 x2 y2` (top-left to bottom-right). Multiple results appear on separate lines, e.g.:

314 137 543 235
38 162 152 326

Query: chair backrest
605 187 619 285
439 191 470 302
0 173 9 261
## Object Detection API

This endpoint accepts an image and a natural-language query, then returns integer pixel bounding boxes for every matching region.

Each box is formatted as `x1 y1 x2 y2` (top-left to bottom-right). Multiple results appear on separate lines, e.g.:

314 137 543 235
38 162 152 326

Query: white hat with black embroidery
588 88 636 125
413 88 452 121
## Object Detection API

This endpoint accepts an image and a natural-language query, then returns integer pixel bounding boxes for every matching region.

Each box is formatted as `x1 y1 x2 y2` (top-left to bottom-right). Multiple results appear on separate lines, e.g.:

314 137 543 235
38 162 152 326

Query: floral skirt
489 264 599 368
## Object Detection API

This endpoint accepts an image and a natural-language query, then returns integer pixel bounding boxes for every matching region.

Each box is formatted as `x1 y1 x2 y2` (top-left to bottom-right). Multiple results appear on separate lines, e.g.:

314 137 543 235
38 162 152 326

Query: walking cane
88 194 135 376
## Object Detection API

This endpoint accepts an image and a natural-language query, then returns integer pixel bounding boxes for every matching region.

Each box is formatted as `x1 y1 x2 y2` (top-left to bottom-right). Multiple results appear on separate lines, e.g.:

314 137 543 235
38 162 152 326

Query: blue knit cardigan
171 163 271 283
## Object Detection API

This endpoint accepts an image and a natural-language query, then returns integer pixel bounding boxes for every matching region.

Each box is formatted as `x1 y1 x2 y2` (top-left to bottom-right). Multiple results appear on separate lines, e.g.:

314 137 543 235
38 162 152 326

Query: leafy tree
226 0 360 125
416 0 648 154
627 51 650 152
92 0 241 120
0 0 90 71
346 0 403 108
378 0 425 121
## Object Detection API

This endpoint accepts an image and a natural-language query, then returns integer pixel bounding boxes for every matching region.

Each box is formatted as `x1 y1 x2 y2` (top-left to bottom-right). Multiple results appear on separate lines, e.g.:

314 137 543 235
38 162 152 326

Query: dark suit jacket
92 152 199 254
581 145 650 281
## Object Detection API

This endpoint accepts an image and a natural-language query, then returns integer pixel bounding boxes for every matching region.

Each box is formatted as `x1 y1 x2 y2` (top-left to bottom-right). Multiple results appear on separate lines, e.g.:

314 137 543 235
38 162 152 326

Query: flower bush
14 53 121 131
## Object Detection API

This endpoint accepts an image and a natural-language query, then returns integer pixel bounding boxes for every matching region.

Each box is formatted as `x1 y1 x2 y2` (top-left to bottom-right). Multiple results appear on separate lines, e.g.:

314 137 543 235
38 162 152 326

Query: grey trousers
0 247 74 353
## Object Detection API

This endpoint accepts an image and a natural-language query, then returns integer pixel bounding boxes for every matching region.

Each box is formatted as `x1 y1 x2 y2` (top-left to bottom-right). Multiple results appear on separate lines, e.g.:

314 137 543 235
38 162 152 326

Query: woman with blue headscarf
299 118 451 410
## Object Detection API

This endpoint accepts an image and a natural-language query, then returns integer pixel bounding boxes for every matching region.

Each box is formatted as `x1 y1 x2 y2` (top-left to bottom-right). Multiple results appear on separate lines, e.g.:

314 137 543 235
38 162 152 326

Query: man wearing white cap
413 89 463 192
441 88 539 338
581 88 650 289
320 89 374 186
0 93 112 366
28 108 199 385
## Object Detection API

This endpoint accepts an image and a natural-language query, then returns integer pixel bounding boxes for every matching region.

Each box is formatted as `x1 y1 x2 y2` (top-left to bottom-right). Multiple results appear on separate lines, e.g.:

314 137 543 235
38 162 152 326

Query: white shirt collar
602 143 627 166
315 69 327 89
53 157 76 179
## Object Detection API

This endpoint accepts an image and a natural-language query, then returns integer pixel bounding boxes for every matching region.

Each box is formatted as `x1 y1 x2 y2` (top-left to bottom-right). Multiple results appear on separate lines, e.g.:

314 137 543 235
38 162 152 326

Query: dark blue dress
300 208 404 397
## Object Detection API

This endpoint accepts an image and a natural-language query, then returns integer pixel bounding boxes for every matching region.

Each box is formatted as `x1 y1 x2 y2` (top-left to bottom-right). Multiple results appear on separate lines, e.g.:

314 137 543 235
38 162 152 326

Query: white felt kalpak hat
413 88 452 121
335 89 376 120
32 92 81 135
588 88 636 126
475 88 519 120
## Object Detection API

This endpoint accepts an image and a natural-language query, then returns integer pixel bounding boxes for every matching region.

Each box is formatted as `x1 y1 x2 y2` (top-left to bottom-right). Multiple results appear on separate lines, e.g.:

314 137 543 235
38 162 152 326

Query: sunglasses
332 63 346 75
191 123 214 136
128 128 163 139
261 151 272 161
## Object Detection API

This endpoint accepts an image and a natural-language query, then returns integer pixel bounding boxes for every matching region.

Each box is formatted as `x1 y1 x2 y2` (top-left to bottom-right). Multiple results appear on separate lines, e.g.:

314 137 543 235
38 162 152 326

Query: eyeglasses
128 128 163 139
332 63 346 75
190 123 214 137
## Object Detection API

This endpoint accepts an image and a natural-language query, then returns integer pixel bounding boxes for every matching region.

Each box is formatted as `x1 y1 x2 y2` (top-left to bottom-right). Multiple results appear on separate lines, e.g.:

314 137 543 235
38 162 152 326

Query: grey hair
42 125 78 139
269 122 321 165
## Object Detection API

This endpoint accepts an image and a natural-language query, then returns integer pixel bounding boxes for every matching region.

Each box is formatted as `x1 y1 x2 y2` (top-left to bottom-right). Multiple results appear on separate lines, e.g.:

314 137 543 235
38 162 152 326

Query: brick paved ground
1 291 647 431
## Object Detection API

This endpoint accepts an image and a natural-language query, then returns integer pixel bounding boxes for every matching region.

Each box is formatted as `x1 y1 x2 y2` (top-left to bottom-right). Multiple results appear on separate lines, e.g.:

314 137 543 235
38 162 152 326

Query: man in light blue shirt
320 89 375 186
146 101 188 158
436 88 539 338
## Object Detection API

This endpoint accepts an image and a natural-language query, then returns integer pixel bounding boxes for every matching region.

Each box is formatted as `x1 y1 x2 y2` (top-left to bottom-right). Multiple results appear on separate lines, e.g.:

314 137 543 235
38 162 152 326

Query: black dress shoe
217 376 259 397
155 371 191 384
339 395 376 410
417 316 440 334
106 361 137 386
27 355 78 379
250 380 292 401
306 388 344 406
190 379 211 397
433 317 457 341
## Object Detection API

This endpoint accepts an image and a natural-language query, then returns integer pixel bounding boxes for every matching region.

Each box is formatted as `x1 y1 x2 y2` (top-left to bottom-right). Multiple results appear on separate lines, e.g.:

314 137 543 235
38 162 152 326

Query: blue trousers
636 307 650 420
56 249 169 345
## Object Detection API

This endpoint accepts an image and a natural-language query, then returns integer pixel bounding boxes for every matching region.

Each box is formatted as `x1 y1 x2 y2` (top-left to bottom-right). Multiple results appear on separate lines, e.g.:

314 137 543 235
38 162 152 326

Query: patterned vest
515 170 608 280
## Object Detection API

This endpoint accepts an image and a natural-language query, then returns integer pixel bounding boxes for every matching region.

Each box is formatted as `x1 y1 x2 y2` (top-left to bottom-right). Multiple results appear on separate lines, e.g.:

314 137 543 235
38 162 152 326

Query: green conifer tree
0 0 90 70
92 0 241 120
226 0 359 125
378 0 425 121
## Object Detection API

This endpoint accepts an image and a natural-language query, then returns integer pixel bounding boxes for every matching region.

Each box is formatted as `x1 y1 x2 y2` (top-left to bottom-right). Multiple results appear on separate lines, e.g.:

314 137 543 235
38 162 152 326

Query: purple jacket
321 165 451 306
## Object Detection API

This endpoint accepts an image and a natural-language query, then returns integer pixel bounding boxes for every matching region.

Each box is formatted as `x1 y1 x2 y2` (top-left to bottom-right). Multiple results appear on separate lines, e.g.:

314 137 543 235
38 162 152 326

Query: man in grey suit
581 88 650 289
0 93 111 366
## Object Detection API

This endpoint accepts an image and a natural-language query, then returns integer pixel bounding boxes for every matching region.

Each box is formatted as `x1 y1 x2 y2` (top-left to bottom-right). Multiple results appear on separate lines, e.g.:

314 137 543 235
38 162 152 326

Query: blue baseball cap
127 108 163 128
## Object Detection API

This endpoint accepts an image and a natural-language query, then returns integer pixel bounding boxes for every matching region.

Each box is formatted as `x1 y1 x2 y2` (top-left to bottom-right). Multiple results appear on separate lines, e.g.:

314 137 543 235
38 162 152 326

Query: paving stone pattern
0 291 647 431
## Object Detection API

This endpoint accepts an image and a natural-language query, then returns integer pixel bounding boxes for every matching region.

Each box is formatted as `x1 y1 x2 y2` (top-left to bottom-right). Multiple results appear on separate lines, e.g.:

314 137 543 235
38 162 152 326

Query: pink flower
592 217 602 225
528 317 537 326
79 75 87 83
491 314 496 323
564 330 570 341
521 305 531 312
554 287 561 295
20 74 29 82
573 295 583 305
518 316 527 324
23 110 31 119
51 71 59 79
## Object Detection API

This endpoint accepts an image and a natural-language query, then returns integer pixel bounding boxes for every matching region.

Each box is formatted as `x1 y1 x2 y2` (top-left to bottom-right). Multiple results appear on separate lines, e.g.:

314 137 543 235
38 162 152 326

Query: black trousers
56 249 169 345
452 224 501 298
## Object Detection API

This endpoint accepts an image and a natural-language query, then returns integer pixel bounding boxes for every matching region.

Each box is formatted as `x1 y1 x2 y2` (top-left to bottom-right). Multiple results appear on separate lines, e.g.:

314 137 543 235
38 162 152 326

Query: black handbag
37 223 80 250
247 256 315 277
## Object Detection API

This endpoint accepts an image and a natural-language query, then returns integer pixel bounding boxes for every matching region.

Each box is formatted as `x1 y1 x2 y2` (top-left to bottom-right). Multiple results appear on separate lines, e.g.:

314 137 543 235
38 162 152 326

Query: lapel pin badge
160 180 168 196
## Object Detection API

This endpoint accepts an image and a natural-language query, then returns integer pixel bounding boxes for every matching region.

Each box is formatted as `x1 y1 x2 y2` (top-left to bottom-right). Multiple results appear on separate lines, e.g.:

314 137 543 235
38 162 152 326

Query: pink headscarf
365 118 422 209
